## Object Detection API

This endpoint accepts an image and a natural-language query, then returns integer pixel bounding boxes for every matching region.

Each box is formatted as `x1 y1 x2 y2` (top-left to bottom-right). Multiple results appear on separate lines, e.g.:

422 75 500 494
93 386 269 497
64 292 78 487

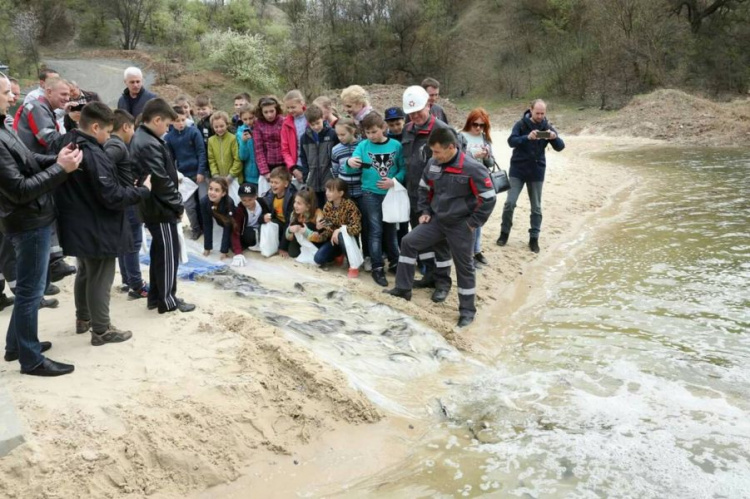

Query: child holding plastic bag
314 179 362 278
200 176 236 259
262 166 297 257
285 189 326 259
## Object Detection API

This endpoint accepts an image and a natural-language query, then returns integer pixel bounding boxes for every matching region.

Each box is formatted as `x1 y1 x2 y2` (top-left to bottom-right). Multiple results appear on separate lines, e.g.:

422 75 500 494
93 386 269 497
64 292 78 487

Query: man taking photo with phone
496 99 565 253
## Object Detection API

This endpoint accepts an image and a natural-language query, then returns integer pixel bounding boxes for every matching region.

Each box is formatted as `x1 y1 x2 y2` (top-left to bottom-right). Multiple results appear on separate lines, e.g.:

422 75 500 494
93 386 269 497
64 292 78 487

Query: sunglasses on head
471 122 486 129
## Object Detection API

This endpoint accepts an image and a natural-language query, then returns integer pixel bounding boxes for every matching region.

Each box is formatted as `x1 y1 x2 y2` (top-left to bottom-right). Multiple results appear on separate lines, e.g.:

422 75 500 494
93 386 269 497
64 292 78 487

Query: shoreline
1 134 655 498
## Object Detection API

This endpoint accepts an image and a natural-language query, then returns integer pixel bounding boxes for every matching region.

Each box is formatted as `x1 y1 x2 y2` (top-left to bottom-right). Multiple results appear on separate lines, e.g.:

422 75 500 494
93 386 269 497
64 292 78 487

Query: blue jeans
500 177 544 238
473 226 482 254
314 233 346 265
4 224 51 371
361 191 399 271
118 205 144 290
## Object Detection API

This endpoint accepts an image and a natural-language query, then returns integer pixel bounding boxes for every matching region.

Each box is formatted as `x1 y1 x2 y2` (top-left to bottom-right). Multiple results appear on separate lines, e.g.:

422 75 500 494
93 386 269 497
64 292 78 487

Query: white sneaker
364 257 372 272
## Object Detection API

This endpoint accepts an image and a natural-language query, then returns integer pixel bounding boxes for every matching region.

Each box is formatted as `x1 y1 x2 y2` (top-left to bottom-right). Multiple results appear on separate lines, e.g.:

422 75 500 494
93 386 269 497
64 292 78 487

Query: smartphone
360 162 372 169
536 130 551 139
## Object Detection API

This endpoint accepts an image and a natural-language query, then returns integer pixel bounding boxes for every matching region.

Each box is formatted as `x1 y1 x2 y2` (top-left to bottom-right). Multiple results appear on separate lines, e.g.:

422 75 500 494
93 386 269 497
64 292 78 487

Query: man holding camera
497 99 565 253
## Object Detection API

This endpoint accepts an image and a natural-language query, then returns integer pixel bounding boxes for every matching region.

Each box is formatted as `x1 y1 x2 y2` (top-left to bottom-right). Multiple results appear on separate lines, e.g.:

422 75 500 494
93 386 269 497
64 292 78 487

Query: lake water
197 147 749 498
336 147 750 498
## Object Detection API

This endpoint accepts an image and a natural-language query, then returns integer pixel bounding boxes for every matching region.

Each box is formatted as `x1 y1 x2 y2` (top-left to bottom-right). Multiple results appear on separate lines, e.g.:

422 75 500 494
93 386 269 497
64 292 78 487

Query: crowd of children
155 84 502 290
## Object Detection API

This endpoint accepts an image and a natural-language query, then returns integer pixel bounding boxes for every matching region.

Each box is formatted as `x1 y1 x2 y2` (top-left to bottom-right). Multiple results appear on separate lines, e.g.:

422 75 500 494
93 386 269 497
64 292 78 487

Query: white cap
402 85 429 114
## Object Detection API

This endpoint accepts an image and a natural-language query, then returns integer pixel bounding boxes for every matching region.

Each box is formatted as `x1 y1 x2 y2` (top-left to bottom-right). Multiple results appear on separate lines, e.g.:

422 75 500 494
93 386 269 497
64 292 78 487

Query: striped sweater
331 140 361 198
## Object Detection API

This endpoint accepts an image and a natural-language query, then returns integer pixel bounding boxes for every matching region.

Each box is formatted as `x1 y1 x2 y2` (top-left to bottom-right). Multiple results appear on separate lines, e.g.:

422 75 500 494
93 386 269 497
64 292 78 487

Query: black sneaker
431 288 449 303
496 232 509 246
457 315 474 328
91 326 133 346
529 237 540 253
372 268 388 287
45 284 60 296
413 275 436 289
0 293 14 311
40 298 59 309
190 230 203 241
176 299 196 313
383 287 412 301
76 319 91 334
49 259 76 282
474 252 488 266
387 262 398 274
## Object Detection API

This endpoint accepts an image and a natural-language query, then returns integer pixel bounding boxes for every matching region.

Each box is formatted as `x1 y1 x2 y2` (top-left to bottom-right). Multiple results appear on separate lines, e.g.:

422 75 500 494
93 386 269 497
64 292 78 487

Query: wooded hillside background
1 0 747 107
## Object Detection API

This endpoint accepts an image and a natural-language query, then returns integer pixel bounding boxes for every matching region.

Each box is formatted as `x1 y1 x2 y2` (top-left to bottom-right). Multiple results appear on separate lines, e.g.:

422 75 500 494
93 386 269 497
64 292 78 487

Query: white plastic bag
228 178 241 205
294 232 318 265
258 176 271 198
179 176 198 202
176 222 189 264
259 222 279 257
340 225 363 269
382 179 410 223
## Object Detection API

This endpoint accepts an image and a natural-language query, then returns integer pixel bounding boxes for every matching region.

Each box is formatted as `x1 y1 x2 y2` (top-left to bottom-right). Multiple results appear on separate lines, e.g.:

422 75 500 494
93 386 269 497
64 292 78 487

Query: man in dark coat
116 67 156 119
0 74 82 376
497 99 565 253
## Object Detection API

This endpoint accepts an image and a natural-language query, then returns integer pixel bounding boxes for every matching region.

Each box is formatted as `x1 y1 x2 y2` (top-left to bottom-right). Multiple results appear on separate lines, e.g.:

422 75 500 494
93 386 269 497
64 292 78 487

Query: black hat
239 183 258 197
384 107 405 121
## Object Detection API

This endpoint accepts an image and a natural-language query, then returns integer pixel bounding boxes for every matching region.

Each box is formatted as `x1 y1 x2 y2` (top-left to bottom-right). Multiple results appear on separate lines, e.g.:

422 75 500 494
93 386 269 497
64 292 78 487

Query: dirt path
43 58 156 107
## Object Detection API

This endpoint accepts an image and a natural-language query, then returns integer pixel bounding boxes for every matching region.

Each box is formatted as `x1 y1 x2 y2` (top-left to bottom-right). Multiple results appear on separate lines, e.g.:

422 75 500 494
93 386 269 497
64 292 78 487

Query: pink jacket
280 114 298 170
253 116 284 176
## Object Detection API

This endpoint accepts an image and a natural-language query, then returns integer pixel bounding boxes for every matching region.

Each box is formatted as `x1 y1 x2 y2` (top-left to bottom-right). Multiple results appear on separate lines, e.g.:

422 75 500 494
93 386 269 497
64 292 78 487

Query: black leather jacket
0 118 66 234
130 125 184 224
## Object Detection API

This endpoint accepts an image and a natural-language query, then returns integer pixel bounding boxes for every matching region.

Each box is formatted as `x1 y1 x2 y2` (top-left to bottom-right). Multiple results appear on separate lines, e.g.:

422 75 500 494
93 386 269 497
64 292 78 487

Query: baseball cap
402 86 429 114
239 183 258 197
384 107 405 121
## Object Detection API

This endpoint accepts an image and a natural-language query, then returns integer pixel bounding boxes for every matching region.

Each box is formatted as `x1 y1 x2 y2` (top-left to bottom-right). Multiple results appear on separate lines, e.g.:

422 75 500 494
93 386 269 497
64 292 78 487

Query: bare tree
108 0 160 50
669 0 746 32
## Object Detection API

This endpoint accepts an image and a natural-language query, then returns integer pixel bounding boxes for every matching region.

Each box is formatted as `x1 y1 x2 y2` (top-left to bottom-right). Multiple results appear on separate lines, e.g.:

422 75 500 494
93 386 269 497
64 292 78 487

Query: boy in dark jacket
300 104 338 210
262 166 297 257
130 98 195 314
165 106 208 239
55 102 151 345
105 109 150 299
231 183 271 266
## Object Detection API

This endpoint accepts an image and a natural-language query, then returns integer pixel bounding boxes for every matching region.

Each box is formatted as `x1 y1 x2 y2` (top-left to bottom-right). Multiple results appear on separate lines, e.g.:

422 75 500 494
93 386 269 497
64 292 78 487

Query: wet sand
0 133 654 498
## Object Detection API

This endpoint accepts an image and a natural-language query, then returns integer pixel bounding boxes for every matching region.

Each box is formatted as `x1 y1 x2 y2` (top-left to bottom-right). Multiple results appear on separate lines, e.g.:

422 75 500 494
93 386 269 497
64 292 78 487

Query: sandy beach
0 132 654 498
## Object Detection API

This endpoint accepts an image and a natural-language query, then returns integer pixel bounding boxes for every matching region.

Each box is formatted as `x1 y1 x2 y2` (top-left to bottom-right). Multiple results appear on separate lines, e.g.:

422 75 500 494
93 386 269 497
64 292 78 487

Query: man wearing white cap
400 85 460 296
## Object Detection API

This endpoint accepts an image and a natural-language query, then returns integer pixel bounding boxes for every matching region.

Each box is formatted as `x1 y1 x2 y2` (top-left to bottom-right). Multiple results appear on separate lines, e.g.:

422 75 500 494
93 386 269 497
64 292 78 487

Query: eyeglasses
471 123 486 129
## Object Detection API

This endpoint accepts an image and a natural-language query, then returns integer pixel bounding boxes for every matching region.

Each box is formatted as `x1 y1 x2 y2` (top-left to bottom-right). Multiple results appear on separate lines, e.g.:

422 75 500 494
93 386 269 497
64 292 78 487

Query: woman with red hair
460 108 495 268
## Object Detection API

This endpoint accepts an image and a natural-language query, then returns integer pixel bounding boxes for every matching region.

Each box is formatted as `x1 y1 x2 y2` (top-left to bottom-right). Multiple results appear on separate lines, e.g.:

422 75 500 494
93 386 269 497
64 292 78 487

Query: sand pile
0 305 379 498
582 89 750 146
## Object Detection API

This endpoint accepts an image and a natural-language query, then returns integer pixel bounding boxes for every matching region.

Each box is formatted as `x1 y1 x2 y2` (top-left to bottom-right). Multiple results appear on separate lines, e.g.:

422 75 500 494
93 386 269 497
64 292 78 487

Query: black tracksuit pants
145 222 179 313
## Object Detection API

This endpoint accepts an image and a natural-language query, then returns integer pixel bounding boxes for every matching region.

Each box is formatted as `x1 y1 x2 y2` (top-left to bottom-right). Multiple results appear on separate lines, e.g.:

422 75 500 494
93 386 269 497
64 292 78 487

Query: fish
388 352 420 363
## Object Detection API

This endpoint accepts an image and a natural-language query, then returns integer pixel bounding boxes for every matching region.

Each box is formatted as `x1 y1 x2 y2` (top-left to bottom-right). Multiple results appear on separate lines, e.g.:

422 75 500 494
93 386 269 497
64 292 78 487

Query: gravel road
43 59 156 107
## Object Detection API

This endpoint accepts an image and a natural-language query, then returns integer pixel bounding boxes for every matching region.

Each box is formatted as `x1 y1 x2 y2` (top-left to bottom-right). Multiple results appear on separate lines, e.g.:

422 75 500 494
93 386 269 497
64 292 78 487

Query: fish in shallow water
388 352 420 363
